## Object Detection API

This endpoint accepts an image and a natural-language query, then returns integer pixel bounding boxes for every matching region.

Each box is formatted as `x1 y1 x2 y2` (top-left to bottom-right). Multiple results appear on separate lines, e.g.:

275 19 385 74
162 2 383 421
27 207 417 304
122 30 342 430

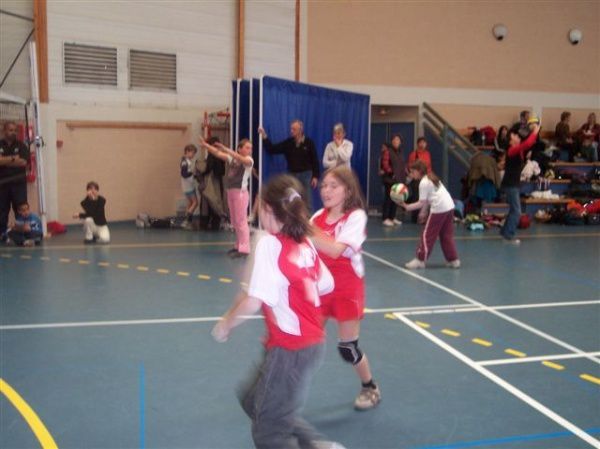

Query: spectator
494 125 510 159
180 144 198 229
258 120 320 210
512 111 531 139
577 113 600 160
554 111 575 161
407 137 432 173
196 136 227 231
7 202 42 246
0 121 30 243
73 181 110 244
380 134 406 227
323 123 353 169
406 137 432 223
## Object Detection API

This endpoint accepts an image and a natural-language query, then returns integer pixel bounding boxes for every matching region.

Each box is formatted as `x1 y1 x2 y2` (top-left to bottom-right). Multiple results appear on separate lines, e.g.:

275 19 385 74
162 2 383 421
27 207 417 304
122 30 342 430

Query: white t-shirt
418 176 454 214
322 139 353 169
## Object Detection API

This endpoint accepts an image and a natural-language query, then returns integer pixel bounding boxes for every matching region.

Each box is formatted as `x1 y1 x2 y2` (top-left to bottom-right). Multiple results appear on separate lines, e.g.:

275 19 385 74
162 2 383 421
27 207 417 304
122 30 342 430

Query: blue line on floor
413 427 600 449
139 363 145 449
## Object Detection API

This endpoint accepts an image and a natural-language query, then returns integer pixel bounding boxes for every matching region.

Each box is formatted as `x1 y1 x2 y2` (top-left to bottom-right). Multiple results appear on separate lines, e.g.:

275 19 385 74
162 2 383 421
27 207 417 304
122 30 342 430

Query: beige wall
308 1 600 94
56 122 191 224
430 104 528 130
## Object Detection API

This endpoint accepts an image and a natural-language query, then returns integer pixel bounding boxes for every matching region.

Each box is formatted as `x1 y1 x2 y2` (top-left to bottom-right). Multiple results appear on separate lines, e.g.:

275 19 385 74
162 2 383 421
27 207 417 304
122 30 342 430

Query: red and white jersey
310 208 367 280
247 233 334 350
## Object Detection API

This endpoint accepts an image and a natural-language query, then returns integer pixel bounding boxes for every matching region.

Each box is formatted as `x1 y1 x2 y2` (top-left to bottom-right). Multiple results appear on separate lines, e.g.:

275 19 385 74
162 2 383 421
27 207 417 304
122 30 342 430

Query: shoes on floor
393 219 402 225
503 238 521 246
23 239 35 247
446 259 461 268
382 219 394 227
405 258 425 269
354 385 381 411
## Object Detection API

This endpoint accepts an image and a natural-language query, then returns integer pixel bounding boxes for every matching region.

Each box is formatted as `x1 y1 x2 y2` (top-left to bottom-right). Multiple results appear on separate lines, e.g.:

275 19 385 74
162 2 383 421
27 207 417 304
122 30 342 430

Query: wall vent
64 43 117 86
129 49 176 91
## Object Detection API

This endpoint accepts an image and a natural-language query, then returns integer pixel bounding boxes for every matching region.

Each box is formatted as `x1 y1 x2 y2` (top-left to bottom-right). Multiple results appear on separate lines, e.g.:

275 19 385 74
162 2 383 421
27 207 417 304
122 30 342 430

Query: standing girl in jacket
380 134 406 227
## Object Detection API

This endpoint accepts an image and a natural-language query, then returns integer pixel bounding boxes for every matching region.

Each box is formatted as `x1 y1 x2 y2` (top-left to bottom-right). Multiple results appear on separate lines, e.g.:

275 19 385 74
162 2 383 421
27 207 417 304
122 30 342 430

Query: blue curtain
237 80 250 143
260 76 370 209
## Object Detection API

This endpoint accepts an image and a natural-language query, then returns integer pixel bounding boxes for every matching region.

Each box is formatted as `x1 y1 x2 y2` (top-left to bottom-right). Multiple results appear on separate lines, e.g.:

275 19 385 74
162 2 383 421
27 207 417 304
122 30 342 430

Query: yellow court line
384 313 397 320
219 277 233 283
580 374 600 386
97 262 110 267
197 274 211 280
415 321 430 329
505 348 527 358
156 269 170 274
177 271 190 277
1 253 12 258
542 361 565 371
136 266 149 272
40 256 50 261
472 338 493 347
78 260 90 265
59 258 71 263
20 255 32 259
441 329 461 337
0 378 58 449
117 264 130 269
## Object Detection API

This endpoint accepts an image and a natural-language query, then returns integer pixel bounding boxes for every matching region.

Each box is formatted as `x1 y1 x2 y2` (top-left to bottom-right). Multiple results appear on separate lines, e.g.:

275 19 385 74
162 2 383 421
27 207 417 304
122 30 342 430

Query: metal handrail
423 102 477 153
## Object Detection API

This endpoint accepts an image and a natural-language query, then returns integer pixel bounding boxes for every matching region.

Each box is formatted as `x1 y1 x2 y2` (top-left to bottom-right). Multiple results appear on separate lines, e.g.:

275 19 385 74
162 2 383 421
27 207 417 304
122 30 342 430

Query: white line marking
0 315 263 331
363 251 600 365
478 351 600 366
364 303 473 314
395 313 600 448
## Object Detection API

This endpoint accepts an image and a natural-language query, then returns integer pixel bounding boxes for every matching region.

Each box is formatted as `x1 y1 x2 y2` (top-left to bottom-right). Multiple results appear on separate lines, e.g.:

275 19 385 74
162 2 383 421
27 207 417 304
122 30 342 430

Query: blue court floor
1 221 599 449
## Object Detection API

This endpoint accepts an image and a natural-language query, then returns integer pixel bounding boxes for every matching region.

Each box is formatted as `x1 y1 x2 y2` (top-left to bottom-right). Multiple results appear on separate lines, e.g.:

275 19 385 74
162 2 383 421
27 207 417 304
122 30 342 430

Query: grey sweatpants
238 344 325 449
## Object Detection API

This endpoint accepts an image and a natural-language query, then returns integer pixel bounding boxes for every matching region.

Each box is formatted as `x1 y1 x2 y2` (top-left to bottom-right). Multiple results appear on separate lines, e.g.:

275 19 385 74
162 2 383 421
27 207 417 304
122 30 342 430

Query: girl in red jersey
310 166 381 411
212 175 342 449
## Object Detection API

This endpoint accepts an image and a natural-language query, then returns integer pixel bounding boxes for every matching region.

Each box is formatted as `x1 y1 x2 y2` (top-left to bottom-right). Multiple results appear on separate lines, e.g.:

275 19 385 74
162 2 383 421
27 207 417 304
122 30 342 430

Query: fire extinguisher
27 151 37 183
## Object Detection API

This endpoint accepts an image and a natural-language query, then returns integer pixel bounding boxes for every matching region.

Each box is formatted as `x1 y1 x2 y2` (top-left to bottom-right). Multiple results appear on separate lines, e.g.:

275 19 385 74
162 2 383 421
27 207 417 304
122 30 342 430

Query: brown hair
261 174 310 242
410 160 441 187
560 111 571 121
86 181 99 191
323 166 366 212
237 138 251 151
184 144 197 154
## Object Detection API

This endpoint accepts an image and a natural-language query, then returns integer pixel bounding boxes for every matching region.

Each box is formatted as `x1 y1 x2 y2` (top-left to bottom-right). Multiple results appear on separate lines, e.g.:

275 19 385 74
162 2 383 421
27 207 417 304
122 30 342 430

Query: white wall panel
0 0 33 100
245 0 295 79
46 0 236 108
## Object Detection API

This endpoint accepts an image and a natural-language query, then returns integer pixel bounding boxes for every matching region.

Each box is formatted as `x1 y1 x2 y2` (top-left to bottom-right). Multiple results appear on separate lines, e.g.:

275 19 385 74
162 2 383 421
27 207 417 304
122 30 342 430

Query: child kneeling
72 181 110 244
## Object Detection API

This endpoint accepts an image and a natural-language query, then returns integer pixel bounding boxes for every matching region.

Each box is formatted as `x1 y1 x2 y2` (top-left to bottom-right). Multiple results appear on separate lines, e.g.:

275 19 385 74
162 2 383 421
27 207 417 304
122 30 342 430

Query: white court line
395 312 600 448
365 299 600 316
363 251 600 366
478 351 600 367
0 315 262 331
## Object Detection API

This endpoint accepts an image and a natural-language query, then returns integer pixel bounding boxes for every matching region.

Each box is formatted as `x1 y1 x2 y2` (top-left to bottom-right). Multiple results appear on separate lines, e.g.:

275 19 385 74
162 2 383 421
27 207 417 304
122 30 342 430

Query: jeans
7 230 42 246
382 182 397 221
291 170 313 211
238 345 325 449
500 187 521 240
0 181 27 235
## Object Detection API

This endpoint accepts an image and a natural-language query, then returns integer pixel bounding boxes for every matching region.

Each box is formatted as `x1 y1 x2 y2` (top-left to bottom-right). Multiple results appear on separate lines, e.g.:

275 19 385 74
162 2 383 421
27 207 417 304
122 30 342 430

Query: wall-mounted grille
64 43 117 86
129 49 176 91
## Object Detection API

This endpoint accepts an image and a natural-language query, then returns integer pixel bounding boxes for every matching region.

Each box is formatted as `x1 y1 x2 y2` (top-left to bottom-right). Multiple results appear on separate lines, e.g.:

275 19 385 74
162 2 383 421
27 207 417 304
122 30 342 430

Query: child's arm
310 227 349 259
215 143 253 167
402 199 427 212
211 293 262 342
198 137 229 163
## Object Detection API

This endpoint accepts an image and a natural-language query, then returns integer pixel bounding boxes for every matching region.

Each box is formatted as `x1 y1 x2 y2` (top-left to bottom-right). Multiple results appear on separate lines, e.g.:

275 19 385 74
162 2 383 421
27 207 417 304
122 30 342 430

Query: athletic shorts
184 190 196 199
320 280 365 321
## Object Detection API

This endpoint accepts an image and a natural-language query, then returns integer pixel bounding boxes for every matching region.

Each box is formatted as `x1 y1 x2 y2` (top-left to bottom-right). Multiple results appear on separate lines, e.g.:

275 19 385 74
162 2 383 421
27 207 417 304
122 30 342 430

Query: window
129 49 176 91
63 43 117 86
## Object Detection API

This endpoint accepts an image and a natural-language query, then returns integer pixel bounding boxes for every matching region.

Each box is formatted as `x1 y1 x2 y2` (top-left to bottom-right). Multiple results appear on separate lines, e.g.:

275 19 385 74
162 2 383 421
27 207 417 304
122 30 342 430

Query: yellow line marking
505 348 527 358
580 374 600 386
441 329 461 337
177 271 190 277
384 313 397 320
78 260 90 265
472 338 493 347
0 378 59 449
197 274 211 280
97 262 110 267
415 321 430 329
117 264 130 269
40 256 50 261
136 266 149 272
542 361 565 371
1 253 12 258
219 277 233 283
59 258 71 263
156 269 170 274
20 255 32 259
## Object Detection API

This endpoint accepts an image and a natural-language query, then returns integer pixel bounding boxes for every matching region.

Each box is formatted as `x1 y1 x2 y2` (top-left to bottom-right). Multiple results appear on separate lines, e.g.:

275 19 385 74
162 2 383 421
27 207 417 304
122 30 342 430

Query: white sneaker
446 259 461 268
393 219 402 225
313 441 347 449
503 238 521 246
405 258 425 269
382 219 394 227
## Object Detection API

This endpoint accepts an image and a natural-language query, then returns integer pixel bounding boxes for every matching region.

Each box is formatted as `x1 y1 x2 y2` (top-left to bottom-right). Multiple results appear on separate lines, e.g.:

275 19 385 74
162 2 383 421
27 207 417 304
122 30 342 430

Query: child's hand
211 320 230 343
258 127 267 139
198 136 206 146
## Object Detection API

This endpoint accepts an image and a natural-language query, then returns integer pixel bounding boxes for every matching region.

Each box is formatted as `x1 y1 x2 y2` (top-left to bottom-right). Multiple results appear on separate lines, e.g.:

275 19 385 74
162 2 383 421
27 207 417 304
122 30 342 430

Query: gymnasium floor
1 221 599 449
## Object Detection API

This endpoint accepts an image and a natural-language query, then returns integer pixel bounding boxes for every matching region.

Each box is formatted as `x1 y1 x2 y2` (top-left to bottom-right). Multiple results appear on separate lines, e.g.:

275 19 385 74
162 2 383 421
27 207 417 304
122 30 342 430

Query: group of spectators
554 111 599 162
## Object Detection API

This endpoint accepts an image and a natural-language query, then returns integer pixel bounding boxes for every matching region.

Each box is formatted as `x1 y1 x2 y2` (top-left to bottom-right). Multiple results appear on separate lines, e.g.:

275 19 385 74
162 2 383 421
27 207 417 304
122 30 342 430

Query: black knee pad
337 339 363 365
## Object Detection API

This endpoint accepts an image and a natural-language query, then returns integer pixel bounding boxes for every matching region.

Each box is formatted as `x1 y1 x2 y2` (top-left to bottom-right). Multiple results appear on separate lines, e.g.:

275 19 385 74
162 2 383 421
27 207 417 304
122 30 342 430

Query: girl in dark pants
400 161 460 269
380 136 406 227
212 175 342 449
